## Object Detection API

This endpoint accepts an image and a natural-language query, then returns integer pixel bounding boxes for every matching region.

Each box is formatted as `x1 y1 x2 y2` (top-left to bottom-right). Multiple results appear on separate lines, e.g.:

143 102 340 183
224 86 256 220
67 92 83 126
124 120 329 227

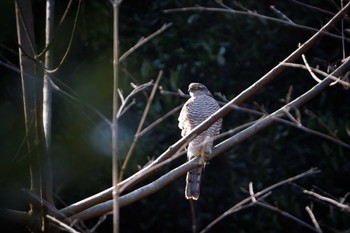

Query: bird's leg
201 136 213 162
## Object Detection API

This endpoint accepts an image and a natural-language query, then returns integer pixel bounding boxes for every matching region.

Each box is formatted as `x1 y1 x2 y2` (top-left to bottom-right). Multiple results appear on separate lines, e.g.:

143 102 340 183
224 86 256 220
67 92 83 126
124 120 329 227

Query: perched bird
178 83 222 200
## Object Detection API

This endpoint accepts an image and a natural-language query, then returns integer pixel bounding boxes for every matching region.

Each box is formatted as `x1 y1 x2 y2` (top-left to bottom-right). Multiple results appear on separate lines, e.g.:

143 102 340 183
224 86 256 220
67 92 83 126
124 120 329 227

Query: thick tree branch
58 2 350 220
66 55 350 221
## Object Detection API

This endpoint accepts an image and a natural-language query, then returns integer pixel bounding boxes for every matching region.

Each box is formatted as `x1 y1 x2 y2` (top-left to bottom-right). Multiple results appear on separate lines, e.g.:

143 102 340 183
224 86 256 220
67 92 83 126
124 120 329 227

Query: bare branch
302 54 322 83
200 168 319 233
305 206 323 233
138 104 183 137
46 215 80 233
58 5 350 219
256 202 320 233
119 71 163 180
216 102 350 149
248 182 256 202
270 5 295 24
119 23 172 62
289 0 336 16
164 5 350 42
112 1 120 232
282 62 350 88
41 0 82 74
215 56 350 157
116 81 153 118
304 190 350 212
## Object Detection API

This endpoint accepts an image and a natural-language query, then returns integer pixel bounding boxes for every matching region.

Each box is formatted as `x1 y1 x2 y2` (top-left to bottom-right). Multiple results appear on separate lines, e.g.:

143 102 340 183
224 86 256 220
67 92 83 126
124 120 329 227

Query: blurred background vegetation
0 0 349 232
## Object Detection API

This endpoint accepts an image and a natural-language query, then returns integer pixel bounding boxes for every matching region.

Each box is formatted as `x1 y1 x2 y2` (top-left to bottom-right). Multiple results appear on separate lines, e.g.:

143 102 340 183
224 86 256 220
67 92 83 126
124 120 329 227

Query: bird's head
188 83 211 97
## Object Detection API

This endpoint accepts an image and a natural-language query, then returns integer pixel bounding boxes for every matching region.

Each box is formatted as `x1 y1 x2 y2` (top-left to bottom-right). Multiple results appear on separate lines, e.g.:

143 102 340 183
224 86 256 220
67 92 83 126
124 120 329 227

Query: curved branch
164 6 349 42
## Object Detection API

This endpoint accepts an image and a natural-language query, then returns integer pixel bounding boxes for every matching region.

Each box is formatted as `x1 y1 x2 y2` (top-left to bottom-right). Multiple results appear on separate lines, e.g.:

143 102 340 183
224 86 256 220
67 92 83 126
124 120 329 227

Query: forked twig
59 4 350 219
255 202 320 233
46 215 80 233
119 71 163 181
116 81 153 118
282 62 350 88
200 168 320 233
304 189 350 211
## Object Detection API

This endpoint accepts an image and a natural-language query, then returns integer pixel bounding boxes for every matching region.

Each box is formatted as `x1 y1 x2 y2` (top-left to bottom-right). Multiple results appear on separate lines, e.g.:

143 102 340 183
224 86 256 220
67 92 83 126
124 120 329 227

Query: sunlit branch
304 189 350 211
305 206 323 233
119 71 163 181
282 62 350 88
68 55 349 221
58 3 350 220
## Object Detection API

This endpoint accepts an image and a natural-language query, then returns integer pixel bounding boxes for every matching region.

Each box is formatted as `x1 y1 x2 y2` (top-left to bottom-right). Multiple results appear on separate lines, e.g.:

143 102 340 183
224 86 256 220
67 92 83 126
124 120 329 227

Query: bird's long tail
185 166 203 200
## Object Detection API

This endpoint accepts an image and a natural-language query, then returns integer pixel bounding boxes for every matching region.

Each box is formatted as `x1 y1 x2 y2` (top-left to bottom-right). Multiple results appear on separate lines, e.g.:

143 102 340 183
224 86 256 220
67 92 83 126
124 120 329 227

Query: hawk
178 83 222 200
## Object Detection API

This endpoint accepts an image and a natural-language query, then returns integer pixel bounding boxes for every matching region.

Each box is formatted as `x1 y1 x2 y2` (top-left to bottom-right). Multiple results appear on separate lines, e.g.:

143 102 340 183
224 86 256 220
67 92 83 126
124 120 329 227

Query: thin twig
270 5 295 24
59 5 350 218
341 0 346 59
116 81 153 118
119 71 163 181
119 23 172 62
289 0 335 16
201 192 271 233
138 104 183 137
304 190 350 211
43 0 82 73
305 206 323 233
282 62 350 88
46 215 80 233
302 54 322 83
36 0 74 58
256 202 320 233
249 182 256 202
164 6 349 42
90 213 110 232
200 168 319 233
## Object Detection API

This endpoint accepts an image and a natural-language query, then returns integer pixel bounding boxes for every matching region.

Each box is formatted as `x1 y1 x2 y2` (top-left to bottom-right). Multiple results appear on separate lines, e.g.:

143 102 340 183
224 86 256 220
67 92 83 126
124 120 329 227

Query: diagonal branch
67 54 349 221
304 189 350 212
119 23 172 62
58 4 350 219
119 71 163 181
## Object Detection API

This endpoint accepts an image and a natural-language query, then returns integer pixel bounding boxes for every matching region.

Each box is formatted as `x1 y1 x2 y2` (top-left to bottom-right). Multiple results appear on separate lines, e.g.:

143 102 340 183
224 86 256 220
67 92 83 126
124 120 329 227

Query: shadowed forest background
0 0 350 232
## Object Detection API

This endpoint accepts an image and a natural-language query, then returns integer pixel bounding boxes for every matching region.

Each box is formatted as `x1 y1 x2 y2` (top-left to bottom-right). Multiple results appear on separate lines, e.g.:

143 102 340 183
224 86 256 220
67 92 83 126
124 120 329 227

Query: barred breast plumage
178 83 222 200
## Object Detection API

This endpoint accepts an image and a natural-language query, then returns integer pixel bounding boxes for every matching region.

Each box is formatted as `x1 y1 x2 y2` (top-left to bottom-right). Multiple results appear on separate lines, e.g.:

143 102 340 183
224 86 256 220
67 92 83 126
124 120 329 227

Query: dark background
0 0 349 232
